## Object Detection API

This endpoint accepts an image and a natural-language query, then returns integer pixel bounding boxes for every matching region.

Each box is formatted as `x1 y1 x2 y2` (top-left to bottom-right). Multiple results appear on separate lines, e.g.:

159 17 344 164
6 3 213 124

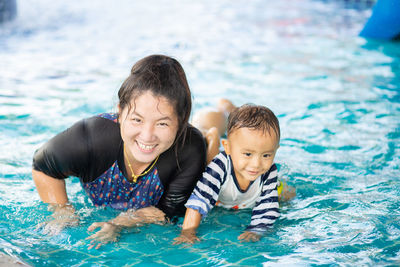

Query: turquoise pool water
1 0 399 266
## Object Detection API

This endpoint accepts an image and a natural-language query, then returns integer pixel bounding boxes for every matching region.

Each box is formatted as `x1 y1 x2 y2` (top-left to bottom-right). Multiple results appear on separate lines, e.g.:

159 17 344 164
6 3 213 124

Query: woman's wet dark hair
118 54 192 150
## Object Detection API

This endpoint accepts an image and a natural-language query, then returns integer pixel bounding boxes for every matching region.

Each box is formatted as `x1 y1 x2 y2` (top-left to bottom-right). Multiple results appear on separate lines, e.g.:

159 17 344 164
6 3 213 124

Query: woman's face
119 91 179 166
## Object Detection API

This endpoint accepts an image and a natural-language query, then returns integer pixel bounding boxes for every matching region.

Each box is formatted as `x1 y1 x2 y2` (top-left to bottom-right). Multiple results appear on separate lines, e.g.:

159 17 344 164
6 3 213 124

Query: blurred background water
0 0 399 266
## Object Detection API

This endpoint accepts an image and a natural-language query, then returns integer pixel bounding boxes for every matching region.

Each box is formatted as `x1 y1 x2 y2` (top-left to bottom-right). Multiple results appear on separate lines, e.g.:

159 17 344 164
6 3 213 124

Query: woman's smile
136 141 158 153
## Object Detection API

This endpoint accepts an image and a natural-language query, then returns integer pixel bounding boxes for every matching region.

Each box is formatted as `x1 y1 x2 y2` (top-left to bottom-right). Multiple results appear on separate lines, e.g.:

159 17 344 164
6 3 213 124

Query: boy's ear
221 139 230 155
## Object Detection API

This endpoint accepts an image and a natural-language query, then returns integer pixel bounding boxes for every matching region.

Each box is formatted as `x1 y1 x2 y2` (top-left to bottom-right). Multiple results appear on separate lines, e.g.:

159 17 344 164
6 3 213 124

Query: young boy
174 104 282 244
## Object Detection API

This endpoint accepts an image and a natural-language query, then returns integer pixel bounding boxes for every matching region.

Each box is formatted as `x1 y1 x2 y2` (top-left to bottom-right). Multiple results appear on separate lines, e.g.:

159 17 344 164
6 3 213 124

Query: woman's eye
132 118 141 123
158 122 169 127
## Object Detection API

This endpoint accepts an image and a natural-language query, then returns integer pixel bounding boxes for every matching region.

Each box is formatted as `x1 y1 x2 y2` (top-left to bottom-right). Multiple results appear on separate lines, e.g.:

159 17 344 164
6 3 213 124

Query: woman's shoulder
78 113 120 138
83 113 122 150
83 113 118 127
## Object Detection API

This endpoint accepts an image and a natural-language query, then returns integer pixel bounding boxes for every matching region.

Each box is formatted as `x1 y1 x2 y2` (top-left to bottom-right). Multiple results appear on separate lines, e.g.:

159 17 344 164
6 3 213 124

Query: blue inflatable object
0 0 17 23
360 0 400 40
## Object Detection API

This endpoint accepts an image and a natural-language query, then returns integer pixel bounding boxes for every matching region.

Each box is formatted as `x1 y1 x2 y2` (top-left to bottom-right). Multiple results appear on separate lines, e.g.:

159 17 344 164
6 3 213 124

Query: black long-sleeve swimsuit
32 113 207 219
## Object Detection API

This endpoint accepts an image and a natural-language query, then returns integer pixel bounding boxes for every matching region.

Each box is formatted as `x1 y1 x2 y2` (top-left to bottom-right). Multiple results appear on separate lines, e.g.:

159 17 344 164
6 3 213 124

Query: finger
238 234 250 242
86 232 101 241
173 238 187 245
88 242 96 250
95 242 103 250
239 238 248 243
187 237 199 244
172 239 181 245
87 222 103 232
182 242 193 248
95 234 111 243
88 239 100 249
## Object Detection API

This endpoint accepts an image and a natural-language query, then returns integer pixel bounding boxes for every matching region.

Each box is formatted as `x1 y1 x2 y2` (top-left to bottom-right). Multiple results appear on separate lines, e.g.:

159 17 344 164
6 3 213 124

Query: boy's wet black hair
227 104 280 141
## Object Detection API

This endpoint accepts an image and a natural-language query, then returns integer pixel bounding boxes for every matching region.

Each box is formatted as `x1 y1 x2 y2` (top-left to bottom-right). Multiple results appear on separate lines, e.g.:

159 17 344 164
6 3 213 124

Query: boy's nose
250 156 262 168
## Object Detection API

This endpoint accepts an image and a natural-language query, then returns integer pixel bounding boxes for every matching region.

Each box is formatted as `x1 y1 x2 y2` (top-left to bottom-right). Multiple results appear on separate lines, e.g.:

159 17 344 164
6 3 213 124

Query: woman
32 55 207 248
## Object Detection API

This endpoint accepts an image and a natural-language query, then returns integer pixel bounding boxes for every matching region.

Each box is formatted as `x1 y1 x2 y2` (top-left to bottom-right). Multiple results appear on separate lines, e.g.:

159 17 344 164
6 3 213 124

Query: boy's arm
182 207 202 229
173 208 202 244
240 165 280 241
174 153 228 244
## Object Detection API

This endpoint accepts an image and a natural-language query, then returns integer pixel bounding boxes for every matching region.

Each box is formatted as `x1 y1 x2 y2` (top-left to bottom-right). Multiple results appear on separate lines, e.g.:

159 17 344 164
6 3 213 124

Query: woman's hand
133 206 166 224
238 231 261 242
86 222 121 249
36 204 79 235
85 206 165 249
112 206 166 227
173 228 200 245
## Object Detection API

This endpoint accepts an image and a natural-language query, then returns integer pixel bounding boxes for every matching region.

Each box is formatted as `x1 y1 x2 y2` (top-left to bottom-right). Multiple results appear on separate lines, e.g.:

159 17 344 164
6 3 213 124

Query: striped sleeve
185 153 227 217
246 164 280 233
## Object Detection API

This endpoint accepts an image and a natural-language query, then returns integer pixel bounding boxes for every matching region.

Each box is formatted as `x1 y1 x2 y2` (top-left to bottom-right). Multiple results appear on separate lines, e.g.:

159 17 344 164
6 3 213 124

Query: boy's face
222 127 279 183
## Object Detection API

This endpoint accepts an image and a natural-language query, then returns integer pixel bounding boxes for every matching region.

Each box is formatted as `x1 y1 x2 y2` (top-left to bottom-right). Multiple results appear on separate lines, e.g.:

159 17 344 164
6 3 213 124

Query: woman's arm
32 169 79 235
32 116 119 234
86 206 166 249
32 169 68 204
32 119 90 234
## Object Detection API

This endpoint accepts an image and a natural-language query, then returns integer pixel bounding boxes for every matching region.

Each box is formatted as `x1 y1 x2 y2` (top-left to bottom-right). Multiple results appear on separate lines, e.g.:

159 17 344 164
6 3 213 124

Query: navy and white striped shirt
185 151 280 233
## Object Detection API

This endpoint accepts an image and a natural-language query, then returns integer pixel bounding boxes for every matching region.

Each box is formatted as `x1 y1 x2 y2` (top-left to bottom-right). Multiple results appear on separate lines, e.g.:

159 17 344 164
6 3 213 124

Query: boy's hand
173 229 200 245
279 183 296 202
238 231 261 242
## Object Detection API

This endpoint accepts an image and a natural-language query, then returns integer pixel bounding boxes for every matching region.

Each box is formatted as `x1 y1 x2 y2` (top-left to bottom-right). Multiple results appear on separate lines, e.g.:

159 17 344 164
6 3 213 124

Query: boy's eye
263 154 271 158
243 153 251 157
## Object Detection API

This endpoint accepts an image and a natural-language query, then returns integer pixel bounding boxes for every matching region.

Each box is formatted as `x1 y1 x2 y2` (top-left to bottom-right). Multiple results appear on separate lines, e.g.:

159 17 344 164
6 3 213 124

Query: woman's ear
117 104 122 123
221 139 230 155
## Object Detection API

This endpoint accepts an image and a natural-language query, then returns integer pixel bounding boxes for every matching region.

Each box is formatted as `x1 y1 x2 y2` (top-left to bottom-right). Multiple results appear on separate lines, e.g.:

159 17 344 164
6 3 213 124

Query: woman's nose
140 123 155 141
